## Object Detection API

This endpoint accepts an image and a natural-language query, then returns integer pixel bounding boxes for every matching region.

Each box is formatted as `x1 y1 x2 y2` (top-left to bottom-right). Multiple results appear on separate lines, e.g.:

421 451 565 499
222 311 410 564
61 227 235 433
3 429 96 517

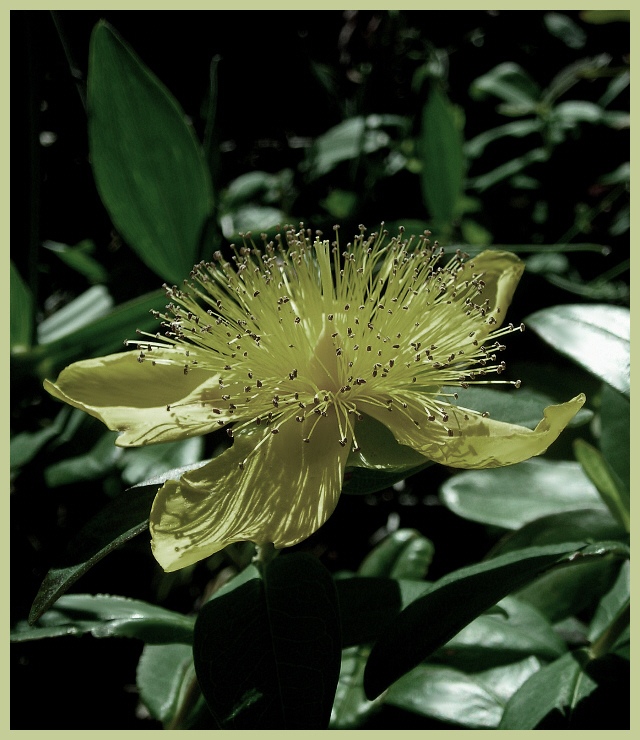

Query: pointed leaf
573 439 629 531
10 261 34 353
526 304 629 397
193 553 341 729
363 542 621 699
27 461 209 624
499 650 596 728
419 87 465 227
88 21 214 284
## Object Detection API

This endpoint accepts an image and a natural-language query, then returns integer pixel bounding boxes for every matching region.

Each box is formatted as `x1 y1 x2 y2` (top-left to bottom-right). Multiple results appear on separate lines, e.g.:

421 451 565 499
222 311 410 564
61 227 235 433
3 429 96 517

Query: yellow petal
43 350 231 446
360 394 586 469
150 411 350 571
466 250 525 333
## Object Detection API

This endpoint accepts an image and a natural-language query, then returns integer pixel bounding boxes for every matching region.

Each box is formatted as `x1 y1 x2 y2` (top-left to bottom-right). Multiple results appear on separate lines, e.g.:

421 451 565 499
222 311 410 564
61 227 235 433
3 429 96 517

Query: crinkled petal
467 250 525 334
150 411 350 571
44 351 232 446
360 394 585 469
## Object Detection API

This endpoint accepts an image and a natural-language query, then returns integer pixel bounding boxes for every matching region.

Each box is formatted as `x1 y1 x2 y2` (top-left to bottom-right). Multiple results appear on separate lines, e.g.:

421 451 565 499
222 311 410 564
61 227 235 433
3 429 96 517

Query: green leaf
470 62 541 111
10 261 34 353
467 147 549 192
573 439 629 531
307 114 407 179
137 643 198 725
490 509 626 556
37 285 114 345
419 87 465 227
499 650 597 728
385 664 504 728
435 596 566 671
28 482 156 623
599 384 630 491
363 542 616 699
441 459 606 530
119 437 205 486
88 21 214 284
14 593 194 644
526 304 630 397
10 407 72 471
43 239 109 284
464 119 542 159
357 529 434 580
514 549 626 623
544 12 586 49
588 560 629 644
193 553 341 729
330 646 382 729
44 431 122 487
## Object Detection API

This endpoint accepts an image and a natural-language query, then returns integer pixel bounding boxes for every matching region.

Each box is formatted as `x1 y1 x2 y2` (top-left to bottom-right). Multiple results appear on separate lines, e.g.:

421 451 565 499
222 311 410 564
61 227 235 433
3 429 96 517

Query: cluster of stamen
126 224 523 468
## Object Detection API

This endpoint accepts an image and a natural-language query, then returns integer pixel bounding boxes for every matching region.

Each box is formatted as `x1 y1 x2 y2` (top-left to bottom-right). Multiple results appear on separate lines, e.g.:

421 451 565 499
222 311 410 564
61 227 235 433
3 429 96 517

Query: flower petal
44 350 231 446
150 411 351 571
360 394 586 469
467 250 525 333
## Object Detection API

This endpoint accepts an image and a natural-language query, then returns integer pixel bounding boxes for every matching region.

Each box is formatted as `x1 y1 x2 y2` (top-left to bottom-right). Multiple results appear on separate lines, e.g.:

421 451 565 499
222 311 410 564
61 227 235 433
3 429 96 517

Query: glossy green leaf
435 596 566 670
88 21 214 284
363 541 620 699
441 459 606 529
137 643 198 725
119 437 205 486
490 509 626 556
573 439 629 531
43 239 109 284
193 553 341 729
342 461 432 496
526 304 630 397
357 529 434 580
15 594 194 644
499 650 598 728
10 261 34 353
385 664 504 728
588 560 629 644
474 655 542 704
419 87 465 227
599 384 630 491
330 646 382 729
37 285 114 345
515 550 625 623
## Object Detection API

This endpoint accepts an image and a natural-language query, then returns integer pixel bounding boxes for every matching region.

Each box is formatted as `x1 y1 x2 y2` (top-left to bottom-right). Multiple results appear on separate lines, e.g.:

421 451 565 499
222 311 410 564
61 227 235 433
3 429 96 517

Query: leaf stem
588 600 630 660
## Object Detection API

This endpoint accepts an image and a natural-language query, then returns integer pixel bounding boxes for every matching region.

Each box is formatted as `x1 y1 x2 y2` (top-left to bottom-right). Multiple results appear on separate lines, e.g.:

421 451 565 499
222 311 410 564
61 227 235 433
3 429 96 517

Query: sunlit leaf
526 304 629 397
441 459 606 530
37 285 114 345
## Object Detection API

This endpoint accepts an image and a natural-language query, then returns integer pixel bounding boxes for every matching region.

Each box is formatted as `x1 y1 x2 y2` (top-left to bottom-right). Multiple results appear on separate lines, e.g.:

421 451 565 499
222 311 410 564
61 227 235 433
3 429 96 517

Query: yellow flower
44 225 585 571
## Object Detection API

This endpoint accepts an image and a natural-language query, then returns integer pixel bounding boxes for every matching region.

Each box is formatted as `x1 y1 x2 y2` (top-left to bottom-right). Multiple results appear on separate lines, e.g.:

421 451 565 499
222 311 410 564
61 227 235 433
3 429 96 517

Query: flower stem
252 542 279 574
